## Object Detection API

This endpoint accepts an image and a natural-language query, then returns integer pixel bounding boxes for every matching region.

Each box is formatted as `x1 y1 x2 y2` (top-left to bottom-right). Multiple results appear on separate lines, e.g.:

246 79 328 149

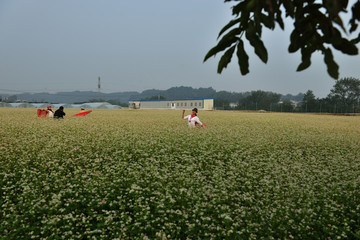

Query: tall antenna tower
97 76 101 102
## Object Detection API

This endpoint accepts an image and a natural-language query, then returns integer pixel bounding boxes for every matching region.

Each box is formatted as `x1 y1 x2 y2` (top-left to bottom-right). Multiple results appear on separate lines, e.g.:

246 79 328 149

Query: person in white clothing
182 108 204 127
46 106 54 118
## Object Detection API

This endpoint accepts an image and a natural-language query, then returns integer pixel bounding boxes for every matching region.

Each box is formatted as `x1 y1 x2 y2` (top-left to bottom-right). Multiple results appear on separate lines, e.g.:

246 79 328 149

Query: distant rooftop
130 98 215 102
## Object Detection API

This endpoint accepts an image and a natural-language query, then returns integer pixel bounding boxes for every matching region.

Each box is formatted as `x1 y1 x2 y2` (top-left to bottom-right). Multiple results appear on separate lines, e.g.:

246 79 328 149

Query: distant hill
6 91 138 104
0 87 304 104
133 87 218 100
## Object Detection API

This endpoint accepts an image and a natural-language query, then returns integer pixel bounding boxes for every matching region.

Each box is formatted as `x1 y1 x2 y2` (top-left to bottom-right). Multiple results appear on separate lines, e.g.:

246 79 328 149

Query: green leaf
218 18 241 39
245 22 268 63
276 11 285 30
240 11 250 30
318 15 334 42
322 0 348 32
333 15 347 32
326 27 343 46
288 30 300 53
351 1 360 19
232 1 248 16
297 61 311 72
350 33 360 44
217 45 236 74
324 48 339 79
245 0 256 11
253 38 268 63
245 21 256 39
282 0 294 17
261 13 275 29
236 40 249 75
333 38 358 55
349 19 358 33
204 28 241 62
297 48 312 71
323 0 348 18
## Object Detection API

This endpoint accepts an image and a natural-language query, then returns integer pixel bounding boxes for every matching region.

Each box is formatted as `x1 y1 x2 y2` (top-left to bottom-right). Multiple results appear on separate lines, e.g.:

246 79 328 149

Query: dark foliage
205 0 360 79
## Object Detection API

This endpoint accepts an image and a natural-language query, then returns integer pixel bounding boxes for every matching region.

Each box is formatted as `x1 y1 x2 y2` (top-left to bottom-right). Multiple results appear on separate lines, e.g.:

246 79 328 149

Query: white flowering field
1 108 359 239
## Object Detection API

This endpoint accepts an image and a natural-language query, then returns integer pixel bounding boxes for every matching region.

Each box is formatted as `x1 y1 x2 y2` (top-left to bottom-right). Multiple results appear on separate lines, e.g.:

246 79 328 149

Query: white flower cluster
0 108 359 239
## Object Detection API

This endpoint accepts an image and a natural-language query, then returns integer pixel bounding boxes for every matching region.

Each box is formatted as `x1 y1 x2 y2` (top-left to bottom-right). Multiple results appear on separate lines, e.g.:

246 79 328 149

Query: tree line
216 77 360 113
138 78 360 113
300 77 360 113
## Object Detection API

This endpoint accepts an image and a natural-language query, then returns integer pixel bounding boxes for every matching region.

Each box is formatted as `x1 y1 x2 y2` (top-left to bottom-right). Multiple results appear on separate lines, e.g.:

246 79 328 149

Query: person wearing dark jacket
54 106 66 119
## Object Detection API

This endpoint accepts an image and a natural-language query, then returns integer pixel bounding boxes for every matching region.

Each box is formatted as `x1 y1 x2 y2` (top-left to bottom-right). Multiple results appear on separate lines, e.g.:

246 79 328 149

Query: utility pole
98 77 101 102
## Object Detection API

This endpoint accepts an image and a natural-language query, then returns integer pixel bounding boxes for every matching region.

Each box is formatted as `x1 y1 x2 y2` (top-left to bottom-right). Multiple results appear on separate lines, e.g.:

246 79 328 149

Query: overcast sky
0 0 359 98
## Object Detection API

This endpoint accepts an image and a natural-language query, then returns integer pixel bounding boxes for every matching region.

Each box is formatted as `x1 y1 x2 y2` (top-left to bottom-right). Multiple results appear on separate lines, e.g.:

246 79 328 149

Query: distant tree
88 98 106 103
163 86 216 99
302 90 317 112
328 77 360 105
238 90 281 110
317 97 334 113
281 99 295 112
204 0 360 79
143 95 166 100
327 77 360 112
214 98 231 110
215 90 250 103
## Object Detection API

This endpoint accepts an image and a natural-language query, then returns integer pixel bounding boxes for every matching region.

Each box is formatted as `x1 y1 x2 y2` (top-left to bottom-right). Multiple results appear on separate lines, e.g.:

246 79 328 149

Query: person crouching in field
182 108 205 127
46 106 54 118
54 106 66 119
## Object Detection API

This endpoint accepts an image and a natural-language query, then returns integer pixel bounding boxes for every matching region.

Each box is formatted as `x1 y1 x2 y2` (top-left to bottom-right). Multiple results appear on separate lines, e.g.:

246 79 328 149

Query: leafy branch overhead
204 0 360 79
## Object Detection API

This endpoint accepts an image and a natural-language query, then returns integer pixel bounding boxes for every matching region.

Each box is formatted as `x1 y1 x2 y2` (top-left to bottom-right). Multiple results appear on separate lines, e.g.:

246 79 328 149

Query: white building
129 98 214 110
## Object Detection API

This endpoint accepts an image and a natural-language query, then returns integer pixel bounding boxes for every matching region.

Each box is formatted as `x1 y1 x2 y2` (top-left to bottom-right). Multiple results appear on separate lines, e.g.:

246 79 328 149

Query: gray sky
0 0 359 98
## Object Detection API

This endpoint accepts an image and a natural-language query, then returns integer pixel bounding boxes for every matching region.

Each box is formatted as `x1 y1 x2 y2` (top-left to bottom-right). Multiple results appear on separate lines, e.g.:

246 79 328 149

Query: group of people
45 105 202 125
44 106 66 119
42 106 88 119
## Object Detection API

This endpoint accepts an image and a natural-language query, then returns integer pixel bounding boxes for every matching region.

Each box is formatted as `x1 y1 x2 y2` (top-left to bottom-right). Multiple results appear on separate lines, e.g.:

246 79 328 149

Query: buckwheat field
1 108 359 239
